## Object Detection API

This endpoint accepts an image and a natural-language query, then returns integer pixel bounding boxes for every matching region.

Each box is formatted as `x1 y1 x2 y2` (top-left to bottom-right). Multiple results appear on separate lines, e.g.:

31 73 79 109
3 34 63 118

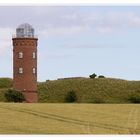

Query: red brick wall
23 91 38 103
12 38 38 103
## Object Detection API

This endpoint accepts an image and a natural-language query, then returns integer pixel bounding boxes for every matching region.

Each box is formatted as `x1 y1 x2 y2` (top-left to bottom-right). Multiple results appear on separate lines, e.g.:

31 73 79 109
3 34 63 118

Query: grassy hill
0 77 140 103
0 78 13 102
0 78 13 88
0 103 140 134
38 77 140 103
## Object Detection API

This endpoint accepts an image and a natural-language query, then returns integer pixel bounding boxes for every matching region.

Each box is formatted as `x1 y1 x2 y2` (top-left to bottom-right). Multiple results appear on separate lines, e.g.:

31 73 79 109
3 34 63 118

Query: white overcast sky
1 6 140 81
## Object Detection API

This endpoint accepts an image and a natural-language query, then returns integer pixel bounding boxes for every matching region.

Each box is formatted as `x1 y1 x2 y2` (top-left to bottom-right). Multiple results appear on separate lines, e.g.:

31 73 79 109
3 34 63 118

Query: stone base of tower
23 91 38 103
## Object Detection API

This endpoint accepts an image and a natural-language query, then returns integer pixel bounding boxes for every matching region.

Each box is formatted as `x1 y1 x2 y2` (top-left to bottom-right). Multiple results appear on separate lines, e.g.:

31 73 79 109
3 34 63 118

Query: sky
0 6 140 81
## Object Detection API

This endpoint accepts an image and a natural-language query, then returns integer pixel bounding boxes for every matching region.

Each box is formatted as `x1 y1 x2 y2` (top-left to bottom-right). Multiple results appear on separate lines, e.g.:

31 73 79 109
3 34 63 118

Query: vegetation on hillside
1 77 140 103
98 75 105 78
89 73 97 79
0 78 13 102
65 90 77 103
0 78 13 88
38 77 140 103
4 89 25 102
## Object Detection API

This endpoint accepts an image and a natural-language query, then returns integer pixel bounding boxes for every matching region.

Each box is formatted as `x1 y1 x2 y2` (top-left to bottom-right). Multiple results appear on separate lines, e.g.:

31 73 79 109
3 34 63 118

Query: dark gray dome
16 23 34 38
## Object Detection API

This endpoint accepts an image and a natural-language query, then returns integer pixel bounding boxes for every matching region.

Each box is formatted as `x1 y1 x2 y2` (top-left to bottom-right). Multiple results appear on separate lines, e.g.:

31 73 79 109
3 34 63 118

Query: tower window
19 67 23 74
33 68 36 74
33 52 36 59
18 52 23 58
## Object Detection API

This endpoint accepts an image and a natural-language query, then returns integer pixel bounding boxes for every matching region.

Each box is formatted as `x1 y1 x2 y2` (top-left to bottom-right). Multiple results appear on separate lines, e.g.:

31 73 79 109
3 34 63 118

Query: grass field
0 103 140 134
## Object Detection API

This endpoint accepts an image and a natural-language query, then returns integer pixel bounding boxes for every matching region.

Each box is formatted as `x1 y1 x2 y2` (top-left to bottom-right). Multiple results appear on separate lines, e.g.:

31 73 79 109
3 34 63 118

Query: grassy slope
38 78 140 103
0 78 13 102
0 77 140 103
0 78 13 88
0 103 140 134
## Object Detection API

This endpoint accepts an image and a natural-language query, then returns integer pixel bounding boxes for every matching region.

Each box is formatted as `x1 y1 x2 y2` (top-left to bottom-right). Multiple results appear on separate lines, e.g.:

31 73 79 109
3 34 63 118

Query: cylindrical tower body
12 23 38 103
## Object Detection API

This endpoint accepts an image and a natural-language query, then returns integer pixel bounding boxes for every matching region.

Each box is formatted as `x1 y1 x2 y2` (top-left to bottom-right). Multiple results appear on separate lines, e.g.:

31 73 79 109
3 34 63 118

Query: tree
65 90 77 103
128 93 140 103
4 89 25 102
98 75 105 78
89 73 97 79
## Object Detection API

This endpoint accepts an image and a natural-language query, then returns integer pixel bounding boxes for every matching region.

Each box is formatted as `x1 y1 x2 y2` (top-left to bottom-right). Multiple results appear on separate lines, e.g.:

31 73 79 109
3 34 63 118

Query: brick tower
12 23 38 103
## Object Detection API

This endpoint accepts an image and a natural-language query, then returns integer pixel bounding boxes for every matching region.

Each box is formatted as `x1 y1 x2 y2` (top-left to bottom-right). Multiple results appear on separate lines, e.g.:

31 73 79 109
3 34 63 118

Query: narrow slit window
33 52 36 59
19 52 23 58
33 68 36 74
19 67 23 74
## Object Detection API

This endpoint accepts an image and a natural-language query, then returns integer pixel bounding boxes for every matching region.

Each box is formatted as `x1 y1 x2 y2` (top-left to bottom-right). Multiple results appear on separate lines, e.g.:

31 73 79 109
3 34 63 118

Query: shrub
128 93 140 103
93 98 105 103
89 73 97 79
4 89 25 102
65 90 77 103
90 96 105 103
98 75 105 78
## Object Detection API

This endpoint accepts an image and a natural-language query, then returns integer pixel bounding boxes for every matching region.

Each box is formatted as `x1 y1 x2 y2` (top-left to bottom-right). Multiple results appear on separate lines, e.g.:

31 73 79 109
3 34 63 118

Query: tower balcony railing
12 34 38 39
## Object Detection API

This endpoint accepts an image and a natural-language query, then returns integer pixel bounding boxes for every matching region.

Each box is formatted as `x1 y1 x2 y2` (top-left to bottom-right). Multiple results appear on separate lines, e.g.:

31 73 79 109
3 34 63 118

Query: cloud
45 53 74 59
91 12 140 33
39 50 75 60
108 12 140 27
96 27 113 34
1 7 140 52
39 25 89 37
0 28 14 55
37 9 140 36
1 7 140 37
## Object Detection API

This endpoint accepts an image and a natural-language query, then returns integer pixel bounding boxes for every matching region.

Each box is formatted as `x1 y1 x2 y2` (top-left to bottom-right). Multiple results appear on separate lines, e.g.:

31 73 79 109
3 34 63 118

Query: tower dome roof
16 23 34 38
17 23 33 29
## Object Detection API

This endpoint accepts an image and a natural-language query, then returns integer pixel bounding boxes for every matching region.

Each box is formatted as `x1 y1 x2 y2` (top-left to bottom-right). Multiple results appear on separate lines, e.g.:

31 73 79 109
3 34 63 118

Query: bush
93 98 105 103
90 96 105 103
89 73 97 79
4 89 25 102
65 90 77 103
98 75 105 78
128 93 140 103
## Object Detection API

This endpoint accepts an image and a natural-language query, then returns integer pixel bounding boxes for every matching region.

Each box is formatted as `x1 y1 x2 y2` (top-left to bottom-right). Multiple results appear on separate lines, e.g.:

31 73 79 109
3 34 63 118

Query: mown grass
0 103 140 134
